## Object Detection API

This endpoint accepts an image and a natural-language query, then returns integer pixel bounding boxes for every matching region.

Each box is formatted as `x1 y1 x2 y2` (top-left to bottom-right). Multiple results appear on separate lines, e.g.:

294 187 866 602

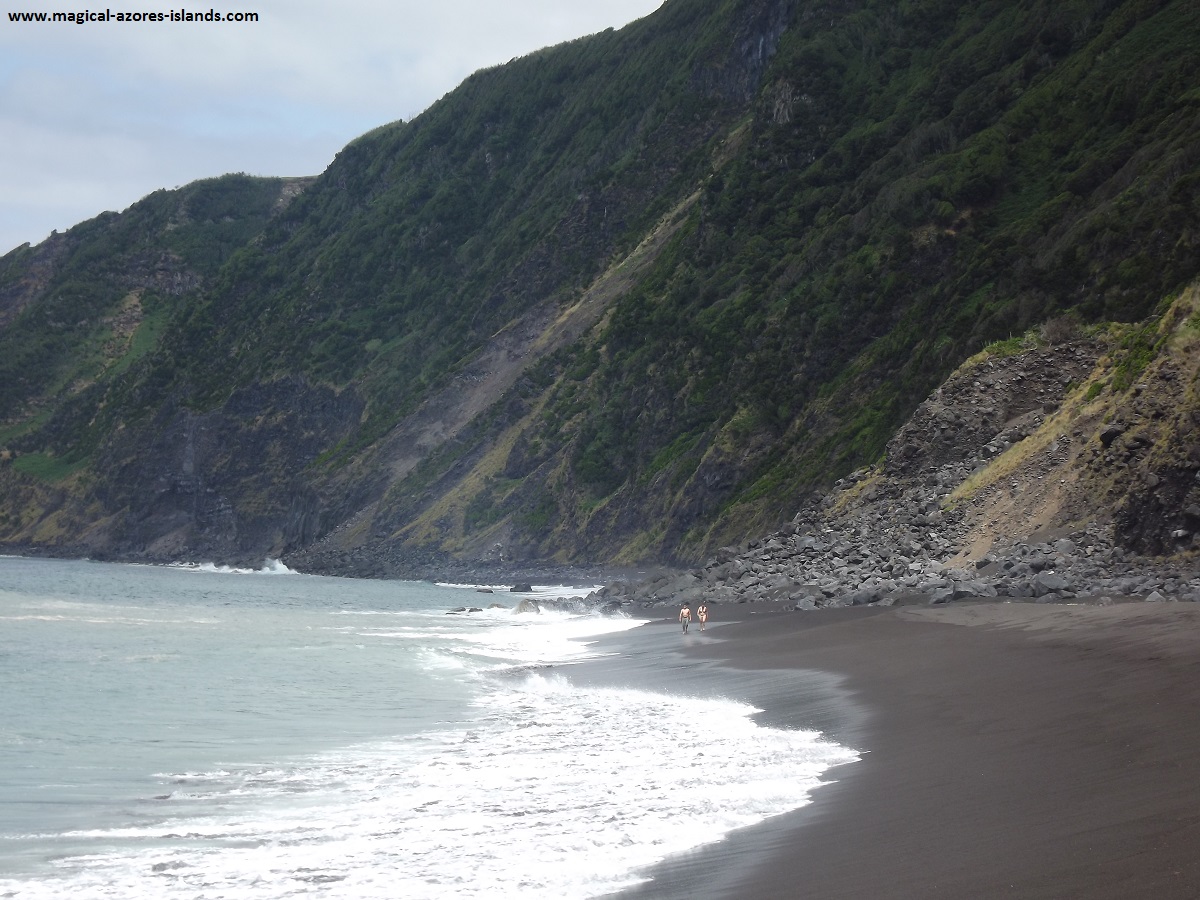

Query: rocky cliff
1 0 1199 576
597 282 1200 608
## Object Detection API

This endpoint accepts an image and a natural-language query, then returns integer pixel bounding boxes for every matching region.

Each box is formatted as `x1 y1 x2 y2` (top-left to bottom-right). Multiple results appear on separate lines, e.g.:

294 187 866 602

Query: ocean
0 556 857 899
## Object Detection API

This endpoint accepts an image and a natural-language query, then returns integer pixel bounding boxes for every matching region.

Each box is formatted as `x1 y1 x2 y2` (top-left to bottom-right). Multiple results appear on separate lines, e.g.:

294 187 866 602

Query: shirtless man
679 603 692 633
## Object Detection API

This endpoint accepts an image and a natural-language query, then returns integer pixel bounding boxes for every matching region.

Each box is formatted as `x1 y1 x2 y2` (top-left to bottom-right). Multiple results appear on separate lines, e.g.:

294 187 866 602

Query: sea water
0 556 857 899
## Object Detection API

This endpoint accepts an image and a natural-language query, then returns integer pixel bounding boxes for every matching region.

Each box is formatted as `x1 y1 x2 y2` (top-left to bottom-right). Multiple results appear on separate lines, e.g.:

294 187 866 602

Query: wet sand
588 600 1200 899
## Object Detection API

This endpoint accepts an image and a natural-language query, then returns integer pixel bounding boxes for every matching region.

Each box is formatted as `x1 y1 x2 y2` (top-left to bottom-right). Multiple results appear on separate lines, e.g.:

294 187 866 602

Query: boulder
1033 572 1071 597
952 580 999 599
1027 553 1051 572
929 587 957 605
847 587 880 606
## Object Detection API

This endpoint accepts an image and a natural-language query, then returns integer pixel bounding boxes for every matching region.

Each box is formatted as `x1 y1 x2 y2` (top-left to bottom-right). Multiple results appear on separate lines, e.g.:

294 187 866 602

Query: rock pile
591 339 1200 611
593 514 1200 610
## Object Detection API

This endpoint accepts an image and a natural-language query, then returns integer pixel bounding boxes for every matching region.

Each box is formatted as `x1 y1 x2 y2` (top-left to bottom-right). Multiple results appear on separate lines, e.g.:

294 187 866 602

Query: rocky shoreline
592 518 1200 611
592 334 1200 611
11 324 1200 613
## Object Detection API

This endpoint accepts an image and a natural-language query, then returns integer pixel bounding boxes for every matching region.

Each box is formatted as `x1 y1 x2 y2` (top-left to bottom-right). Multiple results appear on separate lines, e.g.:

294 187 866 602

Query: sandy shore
584 599 1200 899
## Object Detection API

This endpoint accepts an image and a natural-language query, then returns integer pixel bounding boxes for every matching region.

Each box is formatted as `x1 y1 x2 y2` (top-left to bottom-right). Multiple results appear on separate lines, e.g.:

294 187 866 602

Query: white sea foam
168 558 298 576
0 559 859 900
435 582 602 600
444 616 642 666
340 604 641 667
1 673 857 899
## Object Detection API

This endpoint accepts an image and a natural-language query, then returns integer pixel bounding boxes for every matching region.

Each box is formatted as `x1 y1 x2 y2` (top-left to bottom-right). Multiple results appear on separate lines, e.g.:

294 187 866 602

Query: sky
0 0 664 254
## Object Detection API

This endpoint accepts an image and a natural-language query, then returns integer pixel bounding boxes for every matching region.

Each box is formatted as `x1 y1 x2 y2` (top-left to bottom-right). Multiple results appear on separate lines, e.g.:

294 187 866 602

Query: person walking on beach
679 602 692 633
697 602 708 631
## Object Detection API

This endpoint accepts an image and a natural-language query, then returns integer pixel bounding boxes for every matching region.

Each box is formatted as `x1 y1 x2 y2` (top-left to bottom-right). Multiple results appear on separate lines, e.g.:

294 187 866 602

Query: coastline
583 599 1200 899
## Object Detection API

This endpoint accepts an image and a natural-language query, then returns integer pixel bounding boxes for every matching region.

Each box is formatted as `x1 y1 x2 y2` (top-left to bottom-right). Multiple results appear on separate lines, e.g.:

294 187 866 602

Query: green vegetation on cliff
0 0 1198 570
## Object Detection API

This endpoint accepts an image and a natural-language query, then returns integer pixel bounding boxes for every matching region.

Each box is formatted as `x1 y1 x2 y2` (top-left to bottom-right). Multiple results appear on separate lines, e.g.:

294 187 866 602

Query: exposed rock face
884 343 1099 477
692 0 795 101
5 2 1200 577
93 377 364 563
0 231 71 328
592 316 1200 611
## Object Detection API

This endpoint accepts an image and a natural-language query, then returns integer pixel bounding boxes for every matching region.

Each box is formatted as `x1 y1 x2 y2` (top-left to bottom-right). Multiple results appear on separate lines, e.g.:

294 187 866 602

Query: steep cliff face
1 0 1200 574
0 174 309 426
92 377 365 562
884 283 1200 564
355 0 1200 572
596 284 1200 612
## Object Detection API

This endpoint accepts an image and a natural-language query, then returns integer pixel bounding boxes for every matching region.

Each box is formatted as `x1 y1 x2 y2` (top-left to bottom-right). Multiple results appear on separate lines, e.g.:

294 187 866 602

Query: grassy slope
2 0 1199 568
370 0 1200 566
0 175 300 447
138 0 765 433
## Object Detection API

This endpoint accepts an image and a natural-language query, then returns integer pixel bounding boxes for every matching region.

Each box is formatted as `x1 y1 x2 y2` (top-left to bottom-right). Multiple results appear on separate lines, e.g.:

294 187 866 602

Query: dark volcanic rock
586 340 1200 612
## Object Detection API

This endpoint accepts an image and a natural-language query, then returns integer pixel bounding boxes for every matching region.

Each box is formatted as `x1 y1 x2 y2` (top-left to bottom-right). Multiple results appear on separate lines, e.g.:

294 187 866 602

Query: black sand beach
586 600 1200 899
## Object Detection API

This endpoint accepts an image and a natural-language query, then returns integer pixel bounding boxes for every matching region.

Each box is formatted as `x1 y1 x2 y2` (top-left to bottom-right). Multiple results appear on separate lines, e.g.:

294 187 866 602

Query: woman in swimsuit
697 602 708 631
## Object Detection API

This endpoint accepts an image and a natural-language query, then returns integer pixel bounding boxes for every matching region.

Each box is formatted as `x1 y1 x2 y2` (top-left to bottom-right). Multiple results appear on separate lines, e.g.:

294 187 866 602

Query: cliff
599 283 1200 608
1 0 1199 576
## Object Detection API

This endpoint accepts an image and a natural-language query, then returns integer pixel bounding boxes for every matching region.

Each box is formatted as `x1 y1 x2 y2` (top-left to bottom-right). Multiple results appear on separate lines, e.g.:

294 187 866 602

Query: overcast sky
0 0 663 254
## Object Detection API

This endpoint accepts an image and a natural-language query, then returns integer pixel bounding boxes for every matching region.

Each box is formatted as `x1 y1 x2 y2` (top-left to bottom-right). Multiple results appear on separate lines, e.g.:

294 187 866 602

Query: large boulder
1033 572 1071 597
